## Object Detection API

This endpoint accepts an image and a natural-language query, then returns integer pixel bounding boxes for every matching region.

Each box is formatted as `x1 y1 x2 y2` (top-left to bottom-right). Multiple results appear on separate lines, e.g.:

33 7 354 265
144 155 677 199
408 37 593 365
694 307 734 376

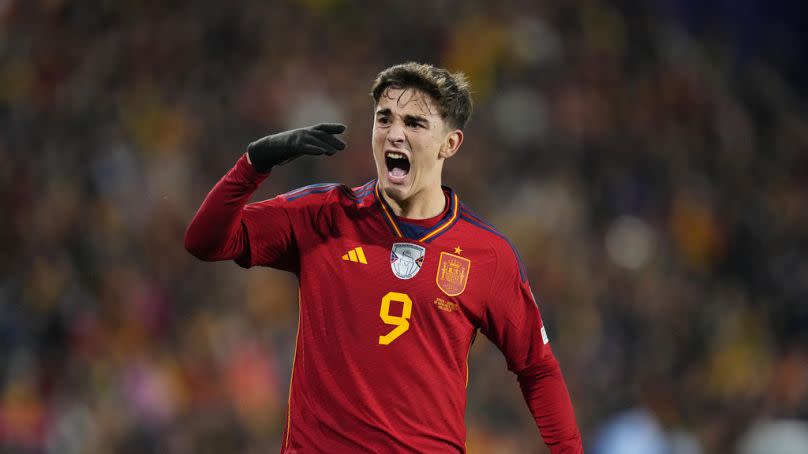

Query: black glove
247 123 347 173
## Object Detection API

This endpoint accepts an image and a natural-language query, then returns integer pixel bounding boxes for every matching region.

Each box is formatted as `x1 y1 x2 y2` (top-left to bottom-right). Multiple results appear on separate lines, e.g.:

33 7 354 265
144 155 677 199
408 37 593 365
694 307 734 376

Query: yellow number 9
379 292 412 345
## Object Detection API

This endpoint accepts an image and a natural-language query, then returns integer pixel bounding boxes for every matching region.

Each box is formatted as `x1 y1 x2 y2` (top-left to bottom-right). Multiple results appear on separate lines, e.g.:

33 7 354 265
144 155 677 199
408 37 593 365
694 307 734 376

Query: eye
405 119 425 129
377 116 391 125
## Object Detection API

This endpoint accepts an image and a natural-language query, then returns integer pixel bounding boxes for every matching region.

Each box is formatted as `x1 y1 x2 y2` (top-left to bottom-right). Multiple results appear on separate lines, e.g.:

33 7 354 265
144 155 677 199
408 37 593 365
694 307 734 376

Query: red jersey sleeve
239 181 337 271
479 245 583 453
185 154 328 272
185 154 268 264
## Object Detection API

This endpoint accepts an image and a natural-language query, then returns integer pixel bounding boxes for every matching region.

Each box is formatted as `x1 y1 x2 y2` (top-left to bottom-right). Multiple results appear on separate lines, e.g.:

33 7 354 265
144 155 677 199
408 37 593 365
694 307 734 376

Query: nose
386 121 405 146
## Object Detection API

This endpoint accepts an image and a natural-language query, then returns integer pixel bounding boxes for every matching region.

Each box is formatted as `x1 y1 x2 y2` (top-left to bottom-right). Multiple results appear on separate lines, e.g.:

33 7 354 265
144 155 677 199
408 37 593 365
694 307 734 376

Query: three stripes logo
342 247 368 264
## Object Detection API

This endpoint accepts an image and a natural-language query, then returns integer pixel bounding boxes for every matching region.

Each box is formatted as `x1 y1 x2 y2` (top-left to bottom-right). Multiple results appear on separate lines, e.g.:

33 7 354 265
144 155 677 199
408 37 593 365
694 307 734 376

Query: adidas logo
342 247 368 264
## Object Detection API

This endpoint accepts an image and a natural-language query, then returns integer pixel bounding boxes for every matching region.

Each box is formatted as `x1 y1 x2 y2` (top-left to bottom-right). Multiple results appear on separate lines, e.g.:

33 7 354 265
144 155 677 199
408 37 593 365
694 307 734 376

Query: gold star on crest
454 246 462 255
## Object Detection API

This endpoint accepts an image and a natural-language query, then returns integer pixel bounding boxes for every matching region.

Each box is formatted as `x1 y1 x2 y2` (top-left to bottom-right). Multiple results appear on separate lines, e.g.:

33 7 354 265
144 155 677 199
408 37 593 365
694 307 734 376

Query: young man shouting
185 62 583 453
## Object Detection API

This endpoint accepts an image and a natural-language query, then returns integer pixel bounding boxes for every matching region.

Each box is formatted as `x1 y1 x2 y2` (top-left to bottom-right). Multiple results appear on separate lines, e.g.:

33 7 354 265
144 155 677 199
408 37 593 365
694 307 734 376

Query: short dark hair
371 62 473 130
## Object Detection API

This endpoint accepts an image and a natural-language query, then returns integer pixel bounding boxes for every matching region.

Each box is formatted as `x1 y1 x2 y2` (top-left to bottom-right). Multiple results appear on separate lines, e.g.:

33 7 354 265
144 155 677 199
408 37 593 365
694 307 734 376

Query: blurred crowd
2 0 807 453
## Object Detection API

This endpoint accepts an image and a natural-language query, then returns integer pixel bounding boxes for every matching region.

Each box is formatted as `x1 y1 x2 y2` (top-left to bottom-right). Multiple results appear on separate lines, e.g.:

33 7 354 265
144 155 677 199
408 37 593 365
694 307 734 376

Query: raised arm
184 154 267 261
184 123 346 266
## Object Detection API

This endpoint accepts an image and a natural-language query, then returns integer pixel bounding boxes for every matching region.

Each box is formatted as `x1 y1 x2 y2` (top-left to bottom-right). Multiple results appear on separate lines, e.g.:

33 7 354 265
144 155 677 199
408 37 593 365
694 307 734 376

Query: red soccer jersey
185 155 583 453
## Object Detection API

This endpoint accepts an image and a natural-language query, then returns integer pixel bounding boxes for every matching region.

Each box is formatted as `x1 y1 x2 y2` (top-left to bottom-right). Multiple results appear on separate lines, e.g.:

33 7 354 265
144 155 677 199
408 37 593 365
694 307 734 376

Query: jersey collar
374 181 460 243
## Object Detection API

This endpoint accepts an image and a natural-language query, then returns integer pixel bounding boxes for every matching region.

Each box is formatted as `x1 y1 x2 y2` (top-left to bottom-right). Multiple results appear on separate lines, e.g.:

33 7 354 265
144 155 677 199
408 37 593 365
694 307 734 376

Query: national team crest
390 243 426 280
436 252 471 296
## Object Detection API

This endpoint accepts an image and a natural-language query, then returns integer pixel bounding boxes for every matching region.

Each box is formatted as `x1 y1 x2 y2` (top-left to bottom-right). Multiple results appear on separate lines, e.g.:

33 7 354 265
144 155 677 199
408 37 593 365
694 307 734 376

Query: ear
438 129 463 159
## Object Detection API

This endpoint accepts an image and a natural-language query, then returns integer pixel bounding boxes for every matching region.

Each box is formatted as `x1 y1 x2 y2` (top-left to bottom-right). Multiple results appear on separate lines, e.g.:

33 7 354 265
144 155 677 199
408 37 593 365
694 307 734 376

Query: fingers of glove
295 135 333 156
309 129 347 151
300 134 343 156
310 123 346 135
297 143 332 156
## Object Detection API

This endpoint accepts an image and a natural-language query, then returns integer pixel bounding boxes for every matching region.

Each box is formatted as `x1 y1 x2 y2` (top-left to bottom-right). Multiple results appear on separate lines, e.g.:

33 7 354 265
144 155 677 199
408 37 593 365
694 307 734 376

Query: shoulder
276 180 376 207
457 203 528 283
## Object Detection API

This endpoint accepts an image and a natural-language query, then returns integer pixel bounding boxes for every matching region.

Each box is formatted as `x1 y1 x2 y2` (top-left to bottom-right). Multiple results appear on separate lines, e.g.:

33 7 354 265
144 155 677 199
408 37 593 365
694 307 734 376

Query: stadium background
2 0 807 452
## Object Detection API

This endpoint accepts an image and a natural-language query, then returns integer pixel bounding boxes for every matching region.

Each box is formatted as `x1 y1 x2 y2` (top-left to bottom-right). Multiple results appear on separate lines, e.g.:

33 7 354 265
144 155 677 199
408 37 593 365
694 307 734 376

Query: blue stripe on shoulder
285 183 340 201
460 206 528 282
340 180 375 203
285 181 376 203
286 182 340 195
353 180 376 198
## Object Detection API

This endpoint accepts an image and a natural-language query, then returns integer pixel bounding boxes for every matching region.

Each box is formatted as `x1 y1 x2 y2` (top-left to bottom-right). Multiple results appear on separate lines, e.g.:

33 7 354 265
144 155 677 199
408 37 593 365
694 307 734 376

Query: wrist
236 153 272 182
246 147 273 173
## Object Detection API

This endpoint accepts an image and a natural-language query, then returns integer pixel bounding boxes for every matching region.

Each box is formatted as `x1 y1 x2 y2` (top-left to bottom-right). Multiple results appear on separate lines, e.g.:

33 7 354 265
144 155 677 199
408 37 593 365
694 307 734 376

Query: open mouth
385 151 410 181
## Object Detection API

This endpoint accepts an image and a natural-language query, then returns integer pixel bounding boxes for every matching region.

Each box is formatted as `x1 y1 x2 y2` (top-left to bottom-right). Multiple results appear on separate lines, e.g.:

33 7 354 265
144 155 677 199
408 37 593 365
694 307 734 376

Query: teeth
386 152 406 160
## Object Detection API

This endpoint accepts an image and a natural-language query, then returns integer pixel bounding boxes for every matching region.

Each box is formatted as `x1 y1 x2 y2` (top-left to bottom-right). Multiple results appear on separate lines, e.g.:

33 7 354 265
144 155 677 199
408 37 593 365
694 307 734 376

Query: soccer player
185 62 583 453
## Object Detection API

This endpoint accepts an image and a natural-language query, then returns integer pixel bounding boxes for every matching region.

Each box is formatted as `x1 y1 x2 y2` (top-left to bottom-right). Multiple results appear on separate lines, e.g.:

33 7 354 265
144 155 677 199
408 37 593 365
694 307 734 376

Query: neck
382 183 446 219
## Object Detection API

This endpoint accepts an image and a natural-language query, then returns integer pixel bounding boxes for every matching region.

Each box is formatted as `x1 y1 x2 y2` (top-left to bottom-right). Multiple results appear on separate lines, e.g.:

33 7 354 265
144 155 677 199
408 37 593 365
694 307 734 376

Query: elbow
184 225 213 260
184 216 247 262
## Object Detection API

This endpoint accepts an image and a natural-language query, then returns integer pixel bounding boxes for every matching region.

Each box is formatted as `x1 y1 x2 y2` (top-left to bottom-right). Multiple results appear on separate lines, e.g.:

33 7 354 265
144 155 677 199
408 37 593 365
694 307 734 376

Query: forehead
376 86 441 118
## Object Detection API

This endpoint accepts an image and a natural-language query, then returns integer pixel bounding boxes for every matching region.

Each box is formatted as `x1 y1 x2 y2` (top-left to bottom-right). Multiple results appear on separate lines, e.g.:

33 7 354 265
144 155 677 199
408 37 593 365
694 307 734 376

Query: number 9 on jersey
378 292 412 345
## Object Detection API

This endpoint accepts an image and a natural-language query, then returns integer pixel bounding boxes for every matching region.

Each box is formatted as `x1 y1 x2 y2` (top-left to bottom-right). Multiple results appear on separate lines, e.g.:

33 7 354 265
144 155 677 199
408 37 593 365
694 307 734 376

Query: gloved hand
247 123 347 173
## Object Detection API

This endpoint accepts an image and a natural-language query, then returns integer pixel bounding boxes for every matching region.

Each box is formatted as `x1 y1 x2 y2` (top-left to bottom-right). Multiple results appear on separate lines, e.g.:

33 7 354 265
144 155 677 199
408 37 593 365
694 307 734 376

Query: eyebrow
375 108 430 124
404 114 429 124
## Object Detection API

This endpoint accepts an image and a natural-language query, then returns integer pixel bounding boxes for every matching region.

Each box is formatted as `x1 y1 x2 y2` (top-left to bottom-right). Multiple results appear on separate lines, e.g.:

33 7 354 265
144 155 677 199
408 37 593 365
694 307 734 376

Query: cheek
371 132 384 167
414 138 441 166
372 128 385 145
